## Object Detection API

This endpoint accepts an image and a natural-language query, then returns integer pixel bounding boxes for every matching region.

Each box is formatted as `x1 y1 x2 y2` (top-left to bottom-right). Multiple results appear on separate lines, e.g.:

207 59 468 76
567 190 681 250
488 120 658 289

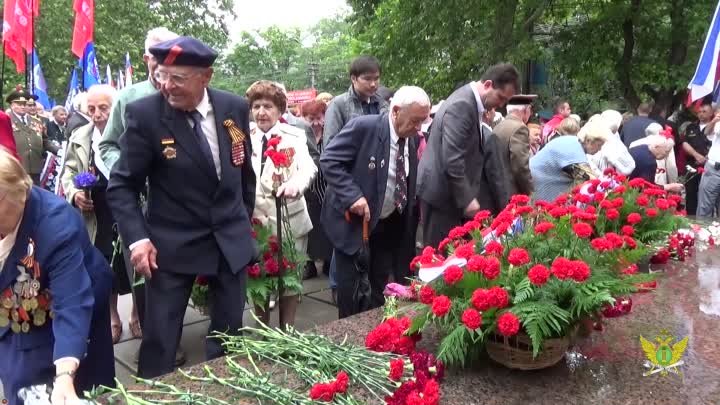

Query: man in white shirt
697 120 720 217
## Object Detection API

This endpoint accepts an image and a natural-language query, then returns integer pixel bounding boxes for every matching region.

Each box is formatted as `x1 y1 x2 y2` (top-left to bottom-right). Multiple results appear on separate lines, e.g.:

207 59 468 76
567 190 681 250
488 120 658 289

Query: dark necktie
394 138 407 213
188 110 215 171
261 135 269 172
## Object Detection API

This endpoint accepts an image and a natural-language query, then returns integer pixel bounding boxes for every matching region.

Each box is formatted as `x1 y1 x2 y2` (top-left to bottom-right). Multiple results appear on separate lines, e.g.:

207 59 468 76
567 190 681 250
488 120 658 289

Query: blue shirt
529 135 588 202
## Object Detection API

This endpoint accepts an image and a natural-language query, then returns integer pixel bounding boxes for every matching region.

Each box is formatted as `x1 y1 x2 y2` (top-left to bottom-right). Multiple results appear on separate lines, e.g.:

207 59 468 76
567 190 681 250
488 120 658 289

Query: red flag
13 0 36 51
3 0 25 72
71 0 94 58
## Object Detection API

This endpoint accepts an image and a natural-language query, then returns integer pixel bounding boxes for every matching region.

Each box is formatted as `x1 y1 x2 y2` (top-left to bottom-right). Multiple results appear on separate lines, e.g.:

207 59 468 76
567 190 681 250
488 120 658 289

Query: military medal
223 119 246 167
161 138 177 160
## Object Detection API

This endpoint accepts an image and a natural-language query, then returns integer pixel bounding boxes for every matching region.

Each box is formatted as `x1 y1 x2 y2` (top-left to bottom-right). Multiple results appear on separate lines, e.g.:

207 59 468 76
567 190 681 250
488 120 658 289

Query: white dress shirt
708 131 720 163
250 122 280 177
470 82 486 132
0 219 21 274
380 115 410 219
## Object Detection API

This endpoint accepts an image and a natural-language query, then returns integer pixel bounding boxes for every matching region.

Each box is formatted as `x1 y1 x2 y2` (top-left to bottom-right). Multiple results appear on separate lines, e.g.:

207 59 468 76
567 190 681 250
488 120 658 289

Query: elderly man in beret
107 36 256 378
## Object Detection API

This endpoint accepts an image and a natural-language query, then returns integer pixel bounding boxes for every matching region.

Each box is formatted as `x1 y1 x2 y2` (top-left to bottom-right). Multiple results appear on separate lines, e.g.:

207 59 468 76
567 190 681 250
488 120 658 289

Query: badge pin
163 146 177 160
369 156 376 170
381 159 385 168
161 137 175 145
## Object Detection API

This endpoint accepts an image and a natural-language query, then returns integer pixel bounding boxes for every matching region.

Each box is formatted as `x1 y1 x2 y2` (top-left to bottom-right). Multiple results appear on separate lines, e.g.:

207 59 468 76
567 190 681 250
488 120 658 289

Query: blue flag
82 42 101 89
30 50 52 110
65 69 80 111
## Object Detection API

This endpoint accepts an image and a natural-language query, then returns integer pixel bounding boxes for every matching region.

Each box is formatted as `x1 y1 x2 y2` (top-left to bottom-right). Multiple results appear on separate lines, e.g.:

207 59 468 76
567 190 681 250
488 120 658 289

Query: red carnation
605 232 624 249
528 264 550 286
309 383 335 401
646 208 658 217
490 286 509 308
443 265 464 285
623 236 637 249
572 222 594 239
485 240 504 256
461 308 482 330
599 200 614 210
591 237 613 252
551 257 572 279
466 255 487 272
247 264 261 278
605 208 620 220
555 195 568 205
549 206 569 218
268 235 280 253
697 167 705 174
333 371 349 393
510 194 531 205
497 312 521 337
463 220 482 233
264 257 280 275
594 191 605 202
508 248 531 266
629 178 646 188
422 246 435 256
621 225 635 236
474 210 492 222
389 359 405 381
636 195 649 207
570 260 591 282
471 289 494 311
612 197 624 208
419 285 436 304
448 226 467 240
438 238 451 252
482 256 501 280
622 264 638 275
534 221 555 235
627 213 642 224
614 185 627 194
431 295 452 317
423 379 441 405
196 276 209 286
454 242 476 259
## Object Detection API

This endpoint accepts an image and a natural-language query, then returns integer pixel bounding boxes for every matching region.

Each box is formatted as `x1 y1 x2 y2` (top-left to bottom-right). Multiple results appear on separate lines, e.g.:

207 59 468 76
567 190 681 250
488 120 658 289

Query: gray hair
51 106 67 116
578 121 611 143
506 104 530 114
87 84 118 101
145 27 179 55
647 134 674 149
73 92 88 114
390 86 431 110
600 109 623 133
645 122 663 137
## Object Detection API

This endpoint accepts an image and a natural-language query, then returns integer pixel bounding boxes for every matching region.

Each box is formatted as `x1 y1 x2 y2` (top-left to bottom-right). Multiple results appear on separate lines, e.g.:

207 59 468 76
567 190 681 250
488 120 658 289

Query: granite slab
103 248 720 405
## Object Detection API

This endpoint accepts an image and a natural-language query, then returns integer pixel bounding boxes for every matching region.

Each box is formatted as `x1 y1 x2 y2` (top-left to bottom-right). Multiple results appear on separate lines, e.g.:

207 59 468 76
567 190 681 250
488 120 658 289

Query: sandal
129 319 142 339
111 323 123 344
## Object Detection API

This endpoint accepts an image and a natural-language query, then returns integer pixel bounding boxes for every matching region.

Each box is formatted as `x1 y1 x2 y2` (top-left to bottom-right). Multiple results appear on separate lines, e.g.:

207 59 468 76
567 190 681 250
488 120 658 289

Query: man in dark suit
620 102 656 147
107 36 256 378
417 64 519 247
46 106 68 143
321 86 430 319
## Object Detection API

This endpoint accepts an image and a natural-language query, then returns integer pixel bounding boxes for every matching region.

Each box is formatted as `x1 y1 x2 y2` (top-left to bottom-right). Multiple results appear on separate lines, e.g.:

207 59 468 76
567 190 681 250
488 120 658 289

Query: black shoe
303 261 318 280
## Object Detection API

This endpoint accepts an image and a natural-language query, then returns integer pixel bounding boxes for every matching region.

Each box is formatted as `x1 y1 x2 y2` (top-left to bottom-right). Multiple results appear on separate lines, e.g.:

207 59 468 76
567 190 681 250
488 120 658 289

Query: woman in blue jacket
0 147 114 405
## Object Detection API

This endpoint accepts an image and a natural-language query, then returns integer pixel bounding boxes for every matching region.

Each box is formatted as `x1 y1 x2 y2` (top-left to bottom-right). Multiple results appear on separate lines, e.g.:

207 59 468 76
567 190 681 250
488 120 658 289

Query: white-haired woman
629 135 684 193
0 148 114 405
629 123 678 185
581 109 635 175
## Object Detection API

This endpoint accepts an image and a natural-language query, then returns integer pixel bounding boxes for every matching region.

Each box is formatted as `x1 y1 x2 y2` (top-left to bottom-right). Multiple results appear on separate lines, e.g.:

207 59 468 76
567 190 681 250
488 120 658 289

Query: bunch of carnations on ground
245 217 305 307
403 171 687 366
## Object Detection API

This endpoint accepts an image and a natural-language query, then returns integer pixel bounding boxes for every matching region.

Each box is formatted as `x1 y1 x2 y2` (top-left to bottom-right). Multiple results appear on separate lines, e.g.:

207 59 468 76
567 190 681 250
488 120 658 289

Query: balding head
87 84 116 134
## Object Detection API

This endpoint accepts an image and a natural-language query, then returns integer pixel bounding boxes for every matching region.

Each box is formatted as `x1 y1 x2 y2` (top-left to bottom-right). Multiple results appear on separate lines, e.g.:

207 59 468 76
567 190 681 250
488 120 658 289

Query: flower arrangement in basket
401 171 687 369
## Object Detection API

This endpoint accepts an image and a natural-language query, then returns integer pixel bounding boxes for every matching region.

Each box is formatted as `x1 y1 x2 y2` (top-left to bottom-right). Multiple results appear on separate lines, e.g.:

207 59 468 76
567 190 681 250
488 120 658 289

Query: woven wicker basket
486 332 570 370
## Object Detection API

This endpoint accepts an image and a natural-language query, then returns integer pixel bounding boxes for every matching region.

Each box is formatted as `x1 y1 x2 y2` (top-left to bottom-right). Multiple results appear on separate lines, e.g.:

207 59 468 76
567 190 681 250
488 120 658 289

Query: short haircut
637 102 652 115
645 122 663 137
554 98 569 113
145 27 179 55
389 86 431 110
51 106 67 116
246 80 288 113
301 100 327 117
87 84 118 101
316 92 333 102
647 134 674 149
480 63 520 92
507 104 531 114
0 147 32 206
349 56 381 78
556 117 581 135
578 121 611 143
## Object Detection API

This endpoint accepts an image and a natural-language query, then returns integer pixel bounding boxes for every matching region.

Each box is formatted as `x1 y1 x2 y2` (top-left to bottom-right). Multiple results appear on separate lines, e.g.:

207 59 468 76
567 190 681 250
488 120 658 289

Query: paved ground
0 273 336 400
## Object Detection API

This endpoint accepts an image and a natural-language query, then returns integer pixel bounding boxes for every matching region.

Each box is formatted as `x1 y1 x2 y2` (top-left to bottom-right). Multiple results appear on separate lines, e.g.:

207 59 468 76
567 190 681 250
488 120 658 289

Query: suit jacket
59 123 100 242
0 187 113 369
0 110 18 159
321 113 418 258
106 89 256 276
492 114 534 196
417 84 484 215
251 123 317 238
65 112 90 139
46 120 66 143
10 112 59 175
479 124 511 213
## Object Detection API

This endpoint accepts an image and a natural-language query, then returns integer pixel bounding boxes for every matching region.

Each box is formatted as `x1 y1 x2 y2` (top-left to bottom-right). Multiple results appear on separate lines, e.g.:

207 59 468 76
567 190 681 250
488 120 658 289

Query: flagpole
30 0 35 94
1 41 6 109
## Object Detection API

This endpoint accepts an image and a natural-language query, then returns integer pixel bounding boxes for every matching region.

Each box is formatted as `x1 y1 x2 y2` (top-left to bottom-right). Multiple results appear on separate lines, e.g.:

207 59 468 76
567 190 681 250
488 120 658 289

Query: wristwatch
54 369 76 381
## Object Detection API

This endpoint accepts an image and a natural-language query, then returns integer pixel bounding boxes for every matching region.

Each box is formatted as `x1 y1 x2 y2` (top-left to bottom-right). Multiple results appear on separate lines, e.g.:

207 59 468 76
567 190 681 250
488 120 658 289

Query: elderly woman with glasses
246 80 317 328
0 148 114 405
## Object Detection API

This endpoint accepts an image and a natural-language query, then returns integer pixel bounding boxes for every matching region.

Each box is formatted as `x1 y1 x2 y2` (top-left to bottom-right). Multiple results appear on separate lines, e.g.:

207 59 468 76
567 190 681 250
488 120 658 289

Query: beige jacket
59 123 98 242
251 122 317 238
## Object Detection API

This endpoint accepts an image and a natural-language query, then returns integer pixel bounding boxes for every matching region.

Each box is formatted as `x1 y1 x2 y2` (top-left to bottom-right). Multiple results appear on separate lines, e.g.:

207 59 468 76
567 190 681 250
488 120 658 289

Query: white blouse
0 219 21 274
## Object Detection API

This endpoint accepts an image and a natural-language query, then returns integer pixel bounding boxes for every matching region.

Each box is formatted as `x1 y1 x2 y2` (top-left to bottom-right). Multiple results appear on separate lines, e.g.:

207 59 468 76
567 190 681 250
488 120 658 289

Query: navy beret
149 36 218 68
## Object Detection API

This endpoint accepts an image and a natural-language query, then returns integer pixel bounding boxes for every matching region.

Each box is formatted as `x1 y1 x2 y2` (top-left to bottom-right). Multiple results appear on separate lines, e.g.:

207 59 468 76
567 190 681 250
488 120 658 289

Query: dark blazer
621 116 656 147
417 84 484 216
46 120 65 143
629 144 657 183
65 112 90 139
106 89 256 276
0 187 114 403
321 113 418 257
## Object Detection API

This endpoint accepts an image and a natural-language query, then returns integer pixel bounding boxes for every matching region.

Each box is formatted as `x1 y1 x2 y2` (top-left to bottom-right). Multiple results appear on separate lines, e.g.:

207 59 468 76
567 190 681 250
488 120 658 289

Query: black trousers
685 174 701 216
137 258 246 378
335 211 404 319
421 200 463 248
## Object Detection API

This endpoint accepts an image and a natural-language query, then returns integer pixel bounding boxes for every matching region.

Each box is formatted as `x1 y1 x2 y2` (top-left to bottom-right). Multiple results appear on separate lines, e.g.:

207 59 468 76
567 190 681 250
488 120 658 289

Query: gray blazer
417 84 485 215
322 85 389 147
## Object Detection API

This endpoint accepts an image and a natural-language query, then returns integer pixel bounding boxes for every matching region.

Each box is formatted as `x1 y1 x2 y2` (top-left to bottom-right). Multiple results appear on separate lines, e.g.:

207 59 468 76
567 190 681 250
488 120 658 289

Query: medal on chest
223 119 247 167
0 238 53 332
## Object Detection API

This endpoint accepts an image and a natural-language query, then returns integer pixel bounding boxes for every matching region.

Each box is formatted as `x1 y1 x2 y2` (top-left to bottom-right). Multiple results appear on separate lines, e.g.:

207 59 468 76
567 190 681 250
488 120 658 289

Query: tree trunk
616 0 642 110
490 0 520 62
